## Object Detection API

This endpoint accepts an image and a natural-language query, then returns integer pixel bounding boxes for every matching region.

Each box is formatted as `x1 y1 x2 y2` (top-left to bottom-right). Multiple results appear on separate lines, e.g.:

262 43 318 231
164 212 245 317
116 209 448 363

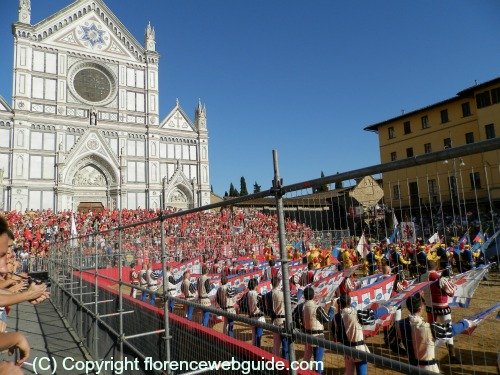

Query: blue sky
0 0 498 195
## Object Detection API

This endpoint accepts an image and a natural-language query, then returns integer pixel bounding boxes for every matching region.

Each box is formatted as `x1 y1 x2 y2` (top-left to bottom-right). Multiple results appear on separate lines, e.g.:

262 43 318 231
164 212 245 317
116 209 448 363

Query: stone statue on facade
90 107 97 125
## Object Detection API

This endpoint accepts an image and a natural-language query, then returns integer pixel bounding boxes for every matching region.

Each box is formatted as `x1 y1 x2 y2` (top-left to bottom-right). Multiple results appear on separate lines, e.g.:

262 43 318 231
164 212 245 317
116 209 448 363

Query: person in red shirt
299 262 315 287
338 273 357 296
421 261 459 363
129 263 140 298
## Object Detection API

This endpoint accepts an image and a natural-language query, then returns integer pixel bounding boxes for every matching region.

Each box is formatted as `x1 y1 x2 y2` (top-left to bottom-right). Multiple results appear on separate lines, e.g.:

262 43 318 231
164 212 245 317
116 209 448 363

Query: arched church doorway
77 202 104 214
72 164 110 209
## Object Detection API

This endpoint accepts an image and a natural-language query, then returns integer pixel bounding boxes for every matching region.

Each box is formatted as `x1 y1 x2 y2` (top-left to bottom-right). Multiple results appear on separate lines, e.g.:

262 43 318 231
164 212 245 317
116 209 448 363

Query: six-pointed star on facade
80 23 105 47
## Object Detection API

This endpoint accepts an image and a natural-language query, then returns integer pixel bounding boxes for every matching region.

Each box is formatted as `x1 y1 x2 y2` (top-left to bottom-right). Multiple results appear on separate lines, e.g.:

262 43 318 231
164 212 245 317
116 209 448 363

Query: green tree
253 181 261 193
224 191 228 197
314 171 329 193
240 176 248 196
229 183 239 197
211 185 214 193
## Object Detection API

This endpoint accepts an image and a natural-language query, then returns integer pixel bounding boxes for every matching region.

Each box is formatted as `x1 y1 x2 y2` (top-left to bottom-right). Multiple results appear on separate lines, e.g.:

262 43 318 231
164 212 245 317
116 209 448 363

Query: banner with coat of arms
362 280 433 337
400 222 416 243
296 271 346 306
350 275 396 311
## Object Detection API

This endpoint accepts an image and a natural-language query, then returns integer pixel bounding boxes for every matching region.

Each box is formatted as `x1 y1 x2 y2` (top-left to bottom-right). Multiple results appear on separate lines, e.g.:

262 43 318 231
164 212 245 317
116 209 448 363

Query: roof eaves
363 97 457 132
456 77 500 97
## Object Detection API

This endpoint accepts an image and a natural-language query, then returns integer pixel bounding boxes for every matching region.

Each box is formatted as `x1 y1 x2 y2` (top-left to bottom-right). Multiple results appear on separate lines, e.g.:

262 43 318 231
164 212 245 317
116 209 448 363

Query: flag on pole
428 232 439 244
70 212 78 248
350 274 396 311
448 264 492 308
358 274 385 288
461 302 500 335
313 264 338 280
331 238 342 259
392 212 399 229
472 230 485 251
362 280 434 337
480 228 500 253
387 226 400 245
401 222 416 243
296 270 345 306
457 232 469 250
473 231 485 244
356 234 369 258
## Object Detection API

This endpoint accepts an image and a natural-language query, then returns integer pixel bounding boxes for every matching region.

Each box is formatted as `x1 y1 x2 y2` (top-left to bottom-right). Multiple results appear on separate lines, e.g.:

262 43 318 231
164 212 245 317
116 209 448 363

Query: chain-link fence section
39 137 500 375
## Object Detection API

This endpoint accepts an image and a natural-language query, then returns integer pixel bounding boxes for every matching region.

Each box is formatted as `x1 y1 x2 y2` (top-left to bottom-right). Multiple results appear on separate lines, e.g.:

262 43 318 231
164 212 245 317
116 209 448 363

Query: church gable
160 103 196 132
165 162 194 205
33 0 144 62
62 127 119 178
0 96 12 113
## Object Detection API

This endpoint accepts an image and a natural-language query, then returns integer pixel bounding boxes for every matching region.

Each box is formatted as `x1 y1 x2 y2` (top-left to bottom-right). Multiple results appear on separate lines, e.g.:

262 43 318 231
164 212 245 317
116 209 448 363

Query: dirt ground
117 273 500 375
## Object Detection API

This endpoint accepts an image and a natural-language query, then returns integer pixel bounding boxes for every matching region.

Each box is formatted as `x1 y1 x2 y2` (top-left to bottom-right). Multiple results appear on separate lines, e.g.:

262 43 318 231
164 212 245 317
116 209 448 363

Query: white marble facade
0 0 210 211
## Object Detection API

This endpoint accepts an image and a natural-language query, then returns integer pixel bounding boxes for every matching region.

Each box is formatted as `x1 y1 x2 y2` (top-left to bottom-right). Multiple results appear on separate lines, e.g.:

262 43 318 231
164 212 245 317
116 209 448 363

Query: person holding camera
0 216 49 373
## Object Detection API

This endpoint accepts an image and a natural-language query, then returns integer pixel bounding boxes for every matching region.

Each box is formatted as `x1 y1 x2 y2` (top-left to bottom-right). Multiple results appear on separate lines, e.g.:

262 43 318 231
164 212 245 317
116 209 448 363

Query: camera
27 271 51 288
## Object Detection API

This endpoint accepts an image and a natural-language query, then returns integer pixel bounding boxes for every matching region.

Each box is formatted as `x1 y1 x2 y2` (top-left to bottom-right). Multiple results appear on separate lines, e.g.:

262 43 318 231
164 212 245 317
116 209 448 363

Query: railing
46 138 500 375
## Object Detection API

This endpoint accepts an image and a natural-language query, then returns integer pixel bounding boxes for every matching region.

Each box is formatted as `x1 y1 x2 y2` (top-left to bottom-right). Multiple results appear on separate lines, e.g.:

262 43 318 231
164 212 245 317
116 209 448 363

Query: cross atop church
173 111 183 128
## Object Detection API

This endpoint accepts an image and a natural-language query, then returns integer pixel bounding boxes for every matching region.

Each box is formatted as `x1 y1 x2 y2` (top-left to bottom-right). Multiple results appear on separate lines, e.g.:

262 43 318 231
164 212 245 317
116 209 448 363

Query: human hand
8 281 27 294
29 291 50 305
25 282 46 301
0 361 24 374
9 274 27 282
7 332 30 366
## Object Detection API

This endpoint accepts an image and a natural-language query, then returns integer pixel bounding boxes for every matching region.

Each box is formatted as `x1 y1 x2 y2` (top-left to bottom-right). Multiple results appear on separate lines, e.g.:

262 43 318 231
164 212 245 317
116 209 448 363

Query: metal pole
70 241 74 298
161 176 172 373
272 150 297 375
453 159 464 229
458 161 468 229
94 234 99 358
79 242 83 340
118 149 124 359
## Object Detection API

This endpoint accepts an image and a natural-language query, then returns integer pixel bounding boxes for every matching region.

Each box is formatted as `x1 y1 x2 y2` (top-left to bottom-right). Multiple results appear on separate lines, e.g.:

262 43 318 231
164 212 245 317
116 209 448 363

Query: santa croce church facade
0 0 211 212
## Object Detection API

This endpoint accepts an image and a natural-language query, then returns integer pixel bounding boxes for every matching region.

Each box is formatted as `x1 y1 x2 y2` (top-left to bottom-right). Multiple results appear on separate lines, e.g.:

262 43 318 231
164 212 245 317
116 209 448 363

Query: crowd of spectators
3 208 314 265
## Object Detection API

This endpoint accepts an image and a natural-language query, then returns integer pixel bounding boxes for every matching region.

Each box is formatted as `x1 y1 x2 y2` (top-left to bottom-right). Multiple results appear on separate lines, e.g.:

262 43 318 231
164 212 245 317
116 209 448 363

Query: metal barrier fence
45 138 500 375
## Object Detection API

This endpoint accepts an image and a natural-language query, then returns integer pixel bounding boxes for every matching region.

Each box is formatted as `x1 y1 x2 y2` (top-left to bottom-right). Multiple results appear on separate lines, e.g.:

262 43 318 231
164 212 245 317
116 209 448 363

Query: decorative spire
145 21 156 51
18 0 31 24
195 99 207 130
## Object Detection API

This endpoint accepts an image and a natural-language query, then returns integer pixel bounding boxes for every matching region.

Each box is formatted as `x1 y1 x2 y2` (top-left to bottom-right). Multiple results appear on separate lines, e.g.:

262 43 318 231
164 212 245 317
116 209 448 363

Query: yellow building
364 77 499 213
